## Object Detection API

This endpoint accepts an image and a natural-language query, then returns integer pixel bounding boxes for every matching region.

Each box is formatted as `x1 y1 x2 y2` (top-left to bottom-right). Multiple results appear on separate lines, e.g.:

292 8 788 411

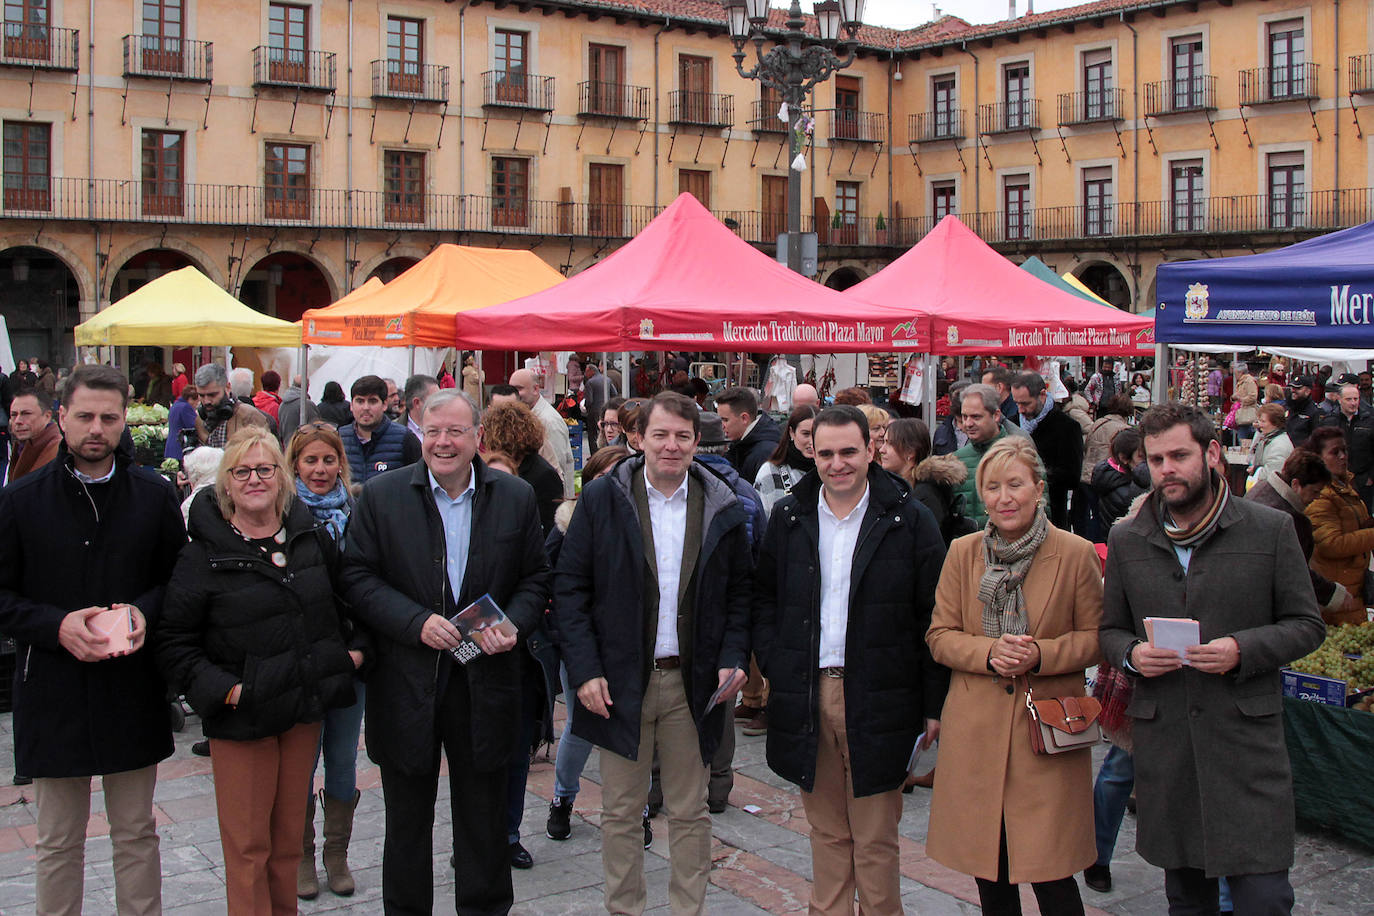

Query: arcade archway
0 246 80 368
239 252 333 322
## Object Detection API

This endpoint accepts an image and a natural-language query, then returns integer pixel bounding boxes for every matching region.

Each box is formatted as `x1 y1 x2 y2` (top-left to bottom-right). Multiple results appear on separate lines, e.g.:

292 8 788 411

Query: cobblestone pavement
0 702 1369 914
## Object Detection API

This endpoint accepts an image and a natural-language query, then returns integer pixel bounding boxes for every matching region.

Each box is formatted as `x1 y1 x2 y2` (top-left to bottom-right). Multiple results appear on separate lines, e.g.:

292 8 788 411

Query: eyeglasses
229 464 278 481
422 425 475 439
600 420 621 431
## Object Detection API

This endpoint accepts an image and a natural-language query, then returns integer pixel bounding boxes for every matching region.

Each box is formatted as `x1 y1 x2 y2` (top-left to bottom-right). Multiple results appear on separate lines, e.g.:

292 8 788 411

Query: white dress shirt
817 483 870 668
645 466 689 659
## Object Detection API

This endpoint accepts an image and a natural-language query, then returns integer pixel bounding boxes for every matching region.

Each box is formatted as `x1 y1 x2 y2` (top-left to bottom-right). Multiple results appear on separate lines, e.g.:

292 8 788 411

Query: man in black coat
1012 371 1084 529
716 385 782 486
1284 374 1323 448
753 405 947 914
340 389 549 916
1317 381 1374 509
553 392 751 916
0 364 185 915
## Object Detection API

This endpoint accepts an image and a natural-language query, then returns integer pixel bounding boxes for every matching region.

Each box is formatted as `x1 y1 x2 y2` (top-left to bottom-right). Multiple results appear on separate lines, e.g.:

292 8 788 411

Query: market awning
301 246 565 347
75 266 302 348
1018 256 1105 305
847 216 1153 355
455 193 932 353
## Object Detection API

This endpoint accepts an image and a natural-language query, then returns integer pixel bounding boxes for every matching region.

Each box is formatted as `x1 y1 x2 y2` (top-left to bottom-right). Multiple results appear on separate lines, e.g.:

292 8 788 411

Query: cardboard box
1282 669 1347 707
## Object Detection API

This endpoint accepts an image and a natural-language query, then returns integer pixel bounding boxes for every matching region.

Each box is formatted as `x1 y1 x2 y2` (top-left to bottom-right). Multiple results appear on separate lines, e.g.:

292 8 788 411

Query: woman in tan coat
926 436 1102 914
1305 425 1374 624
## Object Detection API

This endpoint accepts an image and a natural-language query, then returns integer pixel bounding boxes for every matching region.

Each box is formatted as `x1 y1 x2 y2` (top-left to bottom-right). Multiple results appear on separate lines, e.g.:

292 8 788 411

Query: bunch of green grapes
1292 624 1374 688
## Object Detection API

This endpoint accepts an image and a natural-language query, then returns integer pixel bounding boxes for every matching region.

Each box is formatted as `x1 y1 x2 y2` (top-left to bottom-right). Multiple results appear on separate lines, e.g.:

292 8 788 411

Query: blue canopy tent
1156 221 1374 350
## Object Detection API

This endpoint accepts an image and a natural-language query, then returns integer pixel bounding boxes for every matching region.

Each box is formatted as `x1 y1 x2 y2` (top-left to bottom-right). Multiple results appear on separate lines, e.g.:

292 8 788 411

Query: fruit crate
1282 668 1348 707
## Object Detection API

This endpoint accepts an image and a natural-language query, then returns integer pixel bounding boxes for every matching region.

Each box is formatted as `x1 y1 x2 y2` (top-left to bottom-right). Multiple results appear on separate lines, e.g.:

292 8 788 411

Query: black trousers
380 662 513 916
1165 867 1294 916
974 821 1084 916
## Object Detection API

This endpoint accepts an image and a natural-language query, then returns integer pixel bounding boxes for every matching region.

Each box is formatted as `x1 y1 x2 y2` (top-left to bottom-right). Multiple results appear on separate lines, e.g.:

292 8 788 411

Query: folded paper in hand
906 731 932 779
89 606 134 657
707 667 743 710
1144 616 1201 666
446 594 517 665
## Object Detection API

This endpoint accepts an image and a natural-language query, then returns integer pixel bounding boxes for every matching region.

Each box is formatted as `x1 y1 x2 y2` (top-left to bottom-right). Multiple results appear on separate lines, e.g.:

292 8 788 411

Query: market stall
453 193 933 355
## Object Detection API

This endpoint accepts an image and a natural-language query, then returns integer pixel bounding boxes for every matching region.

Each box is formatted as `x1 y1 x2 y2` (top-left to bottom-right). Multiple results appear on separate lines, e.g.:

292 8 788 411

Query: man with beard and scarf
193 363 268 448
1100 403 1324 916
0 364 186 914
1285 375 1324 448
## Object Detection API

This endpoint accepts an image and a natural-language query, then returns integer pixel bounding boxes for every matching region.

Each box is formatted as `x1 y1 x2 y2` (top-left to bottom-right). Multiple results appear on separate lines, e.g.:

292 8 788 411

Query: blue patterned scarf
294 477 351 545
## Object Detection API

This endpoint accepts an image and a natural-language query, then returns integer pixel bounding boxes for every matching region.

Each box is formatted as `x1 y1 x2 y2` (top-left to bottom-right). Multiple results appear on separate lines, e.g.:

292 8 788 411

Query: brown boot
320 788 359 896
297 794 319 900
911 768 936 788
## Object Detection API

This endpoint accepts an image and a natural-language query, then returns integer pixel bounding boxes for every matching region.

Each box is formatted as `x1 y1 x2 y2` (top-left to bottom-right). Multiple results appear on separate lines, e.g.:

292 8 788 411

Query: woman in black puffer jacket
156 428 358 915
1090 427 1150 531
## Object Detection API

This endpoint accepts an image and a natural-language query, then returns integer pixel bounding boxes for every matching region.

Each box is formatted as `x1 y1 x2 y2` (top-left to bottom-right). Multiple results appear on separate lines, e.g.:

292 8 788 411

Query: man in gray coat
1100 403 1325 916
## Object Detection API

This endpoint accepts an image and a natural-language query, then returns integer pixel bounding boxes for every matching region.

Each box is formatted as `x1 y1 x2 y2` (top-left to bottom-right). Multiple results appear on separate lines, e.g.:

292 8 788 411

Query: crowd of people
0 347 1357 916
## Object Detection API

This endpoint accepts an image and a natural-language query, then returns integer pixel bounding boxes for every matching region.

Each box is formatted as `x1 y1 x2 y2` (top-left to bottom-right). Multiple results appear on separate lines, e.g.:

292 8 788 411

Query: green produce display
1290 623 1374 701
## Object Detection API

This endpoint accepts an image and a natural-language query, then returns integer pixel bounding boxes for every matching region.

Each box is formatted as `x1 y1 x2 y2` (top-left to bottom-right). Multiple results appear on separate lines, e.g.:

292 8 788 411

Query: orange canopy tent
301 245 565 347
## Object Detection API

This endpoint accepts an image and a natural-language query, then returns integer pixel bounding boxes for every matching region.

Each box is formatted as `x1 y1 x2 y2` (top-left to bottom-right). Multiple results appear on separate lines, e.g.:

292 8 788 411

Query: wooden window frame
386 16 423 94
264 142 311 220
2 120 50 211
492 156 529 228
141 128 184 217
384 149 425 224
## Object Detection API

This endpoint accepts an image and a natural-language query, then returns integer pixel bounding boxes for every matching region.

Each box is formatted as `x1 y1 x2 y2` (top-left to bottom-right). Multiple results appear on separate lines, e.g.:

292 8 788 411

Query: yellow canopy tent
76 266 302 348
1060 271 1114 307
301 245 565 347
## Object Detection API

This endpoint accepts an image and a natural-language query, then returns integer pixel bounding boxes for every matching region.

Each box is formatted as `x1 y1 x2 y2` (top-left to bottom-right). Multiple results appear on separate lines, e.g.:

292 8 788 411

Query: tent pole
408 345 416 377
1151 342 1167 404
922 354 937 425
622 352 630 395
299 344 311 409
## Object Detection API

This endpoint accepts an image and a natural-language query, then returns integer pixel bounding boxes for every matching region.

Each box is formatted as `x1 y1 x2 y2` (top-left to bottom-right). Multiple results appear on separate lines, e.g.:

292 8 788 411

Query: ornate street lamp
723 0 865 274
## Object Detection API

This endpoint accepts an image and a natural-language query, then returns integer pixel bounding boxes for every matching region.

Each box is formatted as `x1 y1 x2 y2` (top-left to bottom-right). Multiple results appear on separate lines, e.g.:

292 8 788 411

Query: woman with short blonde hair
927 434 1102 913
214 427 293 520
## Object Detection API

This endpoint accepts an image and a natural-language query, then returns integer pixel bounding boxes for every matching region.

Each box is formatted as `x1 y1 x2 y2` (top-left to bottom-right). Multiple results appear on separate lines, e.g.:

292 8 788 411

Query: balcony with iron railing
1057 88 1125 126
978 100 1040 134
1239 63 1319 105
251 47 335 92
370 59 448 102
0 23 78 71
122 35 212 82
827 110 886 143
668 90 734 128
576 81 649 120
481 71 555 111
1144 76 1217 116
909 110 965 143
6 178 1373 247
1351 55 1374 95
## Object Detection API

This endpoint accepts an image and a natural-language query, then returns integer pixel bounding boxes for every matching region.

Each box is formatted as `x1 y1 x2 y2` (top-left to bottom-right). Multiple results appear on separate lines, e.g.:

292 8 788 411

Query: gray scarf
978 505 1050 638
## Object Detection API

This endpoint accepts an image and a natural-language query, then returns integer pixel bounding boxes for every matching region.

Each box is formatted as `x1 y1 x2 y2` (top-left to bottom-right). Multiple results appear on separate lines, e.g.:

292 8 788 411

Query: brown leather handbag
1023 678 1103 755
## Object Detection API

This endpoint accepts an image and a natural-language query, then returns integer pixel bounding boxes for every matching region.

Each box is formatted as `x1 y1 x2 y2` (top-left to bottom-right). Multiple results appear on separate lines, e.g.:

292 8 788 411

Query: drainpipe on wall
1119 11 1139 306
1333 0 1341 223
345 0 354 291
653 17 670 209
962 41 979 212
887 51 895 230
88 0 98 316
459 0 474 203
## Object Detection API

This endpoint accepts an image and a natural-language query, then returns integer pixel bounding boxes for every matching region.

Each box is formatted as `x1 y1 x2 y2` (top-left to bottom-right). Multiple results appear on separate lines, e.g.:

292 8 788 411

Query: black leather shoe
12 774 32 786
642 816 653 849
708 798 728 814
509 842 533 870
191 740 210 757
1084 864 1112 892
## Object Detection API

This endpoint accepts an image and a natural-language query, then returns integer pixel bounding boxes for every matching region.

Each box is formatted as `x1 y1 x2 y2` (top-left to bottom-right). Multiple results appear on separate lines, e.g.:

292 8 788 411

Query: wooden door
835 76 859 139
268 3 309 83
678 170 709 210
588 163 623 235
762 174 787 241
588 43 624 115
679 55 711 123
4 0 50 62
141 0 184 74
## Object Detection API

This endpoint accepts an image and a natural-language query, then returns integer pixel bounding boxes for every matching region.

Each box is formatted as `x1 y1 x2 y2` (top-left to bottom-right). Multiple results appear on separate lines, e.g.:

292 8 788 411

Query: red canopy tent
847 216 1154 356
454 193 932 353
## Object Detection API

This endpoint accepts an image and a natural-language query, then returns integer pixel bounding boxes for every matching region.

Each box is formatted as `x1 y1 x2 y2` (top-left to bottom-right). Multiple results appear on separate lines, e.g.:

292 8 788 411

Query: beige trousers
34 764 161 916
741 655 770 709
801 676 905 916
599 667 711 916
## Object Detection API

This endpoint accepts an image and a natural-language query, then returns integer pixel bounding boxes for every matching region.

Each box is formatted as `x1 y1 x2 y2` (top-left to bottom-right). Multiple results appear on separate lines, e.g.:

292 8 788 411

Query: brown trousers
801 676 904 916
741 655 770 709
209 722 322 915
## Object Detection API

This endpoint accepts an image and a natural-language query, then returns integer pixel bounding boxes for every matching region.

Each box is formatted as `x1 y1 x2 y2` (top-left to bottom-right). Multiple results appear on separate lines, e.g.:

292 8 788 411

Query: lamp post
723 0 865 275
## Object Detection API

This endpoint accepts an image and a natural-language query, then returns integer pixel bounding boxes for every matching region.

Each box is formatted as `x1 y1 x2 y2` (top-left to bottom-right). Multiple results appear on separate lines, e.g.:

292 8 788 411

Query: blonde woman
926 436 1102 914
157 428 359 914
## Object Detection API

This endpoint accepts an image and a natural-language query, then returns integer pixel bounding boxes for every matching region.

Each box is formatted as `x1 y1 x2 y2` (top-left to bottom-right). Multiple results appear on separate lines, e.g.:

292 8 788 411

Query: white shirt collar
743 416 760 439
72 461 117 485
819 482 870 523
429 467 476 502
644 464 689 503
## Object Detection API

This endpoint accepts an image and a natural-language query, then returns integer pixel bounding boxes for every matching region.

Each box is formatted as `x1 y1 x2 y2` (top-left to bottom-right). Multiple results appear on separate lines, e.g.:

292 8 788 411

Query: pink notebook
89 606 134 657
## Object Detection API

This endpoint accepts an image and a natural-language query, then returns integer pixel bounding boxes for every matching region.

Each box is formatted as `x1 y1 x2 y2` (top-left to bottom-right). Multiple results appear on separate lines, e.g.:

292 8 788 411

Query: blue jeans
1092 745 1135 867
311 679 365 801
506 668 542 845
554 663 595 801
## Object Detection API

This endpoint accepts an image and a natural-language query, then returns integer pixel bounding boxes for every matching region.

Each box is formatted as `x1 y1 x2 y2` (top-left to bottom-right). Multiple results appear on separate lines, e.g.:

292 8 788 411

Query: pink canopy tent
848 216 1154 356
454 193 932 353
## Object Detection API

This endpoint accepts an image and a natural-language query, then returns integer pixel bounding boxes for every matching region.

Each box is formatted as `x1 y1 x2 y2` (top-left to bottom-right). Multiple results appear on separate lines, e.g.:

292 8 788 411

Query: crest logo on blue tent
1185 283 1210 320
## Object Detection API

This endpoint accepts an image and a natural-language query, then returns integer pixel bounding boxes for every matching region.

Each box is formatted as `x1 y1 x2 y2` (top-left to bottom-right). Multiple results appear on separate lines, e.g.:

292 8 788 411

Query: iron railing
668 90 733 127
122 35 212 82
481 71 555 111
1057 88 1125 125
910 110 965 143
978 100 1040 134
370 60 448 102
577 80 649 120
0 23 78 71
827 110 886 143
1350 54 1374 95
251 46 335 92
1239 63 1319 105
1144 75 1217 115
5 178 1374 245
